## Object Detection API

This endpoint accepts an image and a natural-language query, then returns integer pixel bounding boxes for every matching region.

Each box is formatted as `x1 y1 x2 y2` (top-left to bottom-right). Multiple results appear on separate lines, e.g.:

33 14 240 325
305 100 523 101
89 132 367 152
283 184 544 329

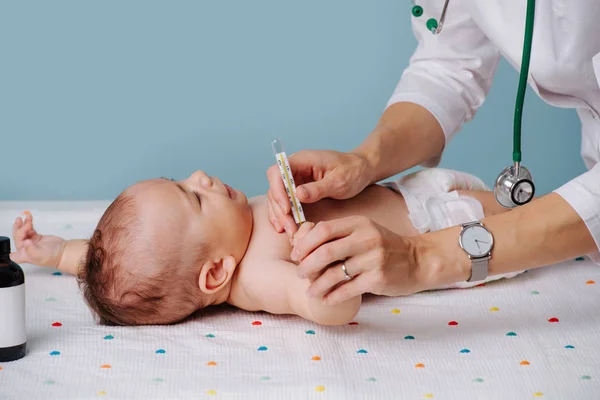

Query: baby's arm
11 213 87 276
284 264 361 326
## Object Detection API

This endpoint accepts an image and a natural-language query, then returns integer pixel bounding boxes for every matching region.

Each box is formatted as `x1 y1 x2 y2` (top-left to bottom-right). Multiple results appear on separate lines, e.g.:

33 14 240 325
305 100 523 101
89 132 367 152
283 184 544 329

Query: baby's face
127 171 253 269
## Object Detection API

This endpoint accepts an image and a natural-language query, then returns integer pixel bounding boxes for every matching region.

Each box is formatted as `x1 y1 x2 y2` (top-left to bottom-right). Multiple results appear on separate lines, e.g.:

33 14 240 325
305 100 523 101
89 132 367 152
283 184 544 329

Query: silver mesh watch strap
467 257 489 282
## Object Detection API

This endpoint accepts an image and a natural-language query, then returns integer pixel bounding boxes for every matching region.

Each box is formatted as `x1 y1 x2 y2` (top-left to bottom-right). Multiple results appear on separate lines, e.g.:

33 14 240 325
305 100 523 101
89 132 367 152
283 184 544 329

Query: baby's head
78 171 253 325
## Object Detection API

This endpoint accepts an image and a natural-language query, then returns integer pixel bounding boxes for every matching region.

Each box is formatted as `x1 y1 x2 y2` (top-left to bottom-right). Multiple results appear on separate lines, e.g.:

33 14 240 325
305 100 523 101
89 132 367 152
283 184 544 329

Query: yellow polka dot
100 364 111 369
489 307 499 312
424 394 434 399
315 386 325 392
207 361 217 366
312 356 321 361
98 391 107 396
415 363 425 368
206 390 217 395
391 308 400 314
533 392 543 397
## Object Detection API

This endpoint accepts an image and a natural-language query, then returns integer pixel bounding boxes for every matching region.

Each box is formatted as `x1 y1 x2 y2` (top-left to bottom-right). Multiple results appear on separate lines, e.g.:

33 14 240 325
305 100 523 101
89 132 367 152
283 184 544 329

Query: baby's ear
198 255 237 294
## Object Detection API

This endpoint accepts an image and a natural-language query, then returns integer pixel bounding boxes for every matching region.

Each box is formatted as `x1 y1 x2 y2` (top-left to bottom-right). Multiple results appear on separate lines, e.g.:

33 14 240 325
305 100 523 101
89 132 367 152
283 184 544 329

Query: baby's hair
78 193 209 326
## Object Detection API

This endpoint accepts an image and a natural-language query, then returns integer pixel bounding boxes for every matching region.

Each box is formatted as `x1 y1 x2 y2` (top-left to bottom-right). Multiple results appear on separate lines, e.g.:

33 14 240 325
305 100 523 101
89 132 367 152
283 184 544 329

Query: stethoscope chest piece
494 164 535 208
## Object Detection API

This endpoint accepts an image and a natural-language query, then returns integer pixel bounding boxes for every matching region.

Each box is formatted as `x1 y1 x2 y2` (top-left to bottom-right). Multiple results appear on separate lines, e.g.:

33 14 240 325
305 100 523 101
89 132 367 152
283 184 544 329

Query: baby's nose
187 171 213 188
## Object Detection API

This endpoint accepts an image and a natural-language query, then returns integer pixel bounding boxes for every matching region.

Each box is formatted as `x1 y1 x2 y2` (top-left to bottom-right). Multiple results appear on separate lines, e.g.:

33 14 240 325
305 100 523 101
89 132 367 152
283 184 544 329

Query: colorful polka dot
357 349 368 354
348 321 359 326
207 361 217 366
252 321 262 326
548 317 559 323
152 378 164 382
489 307 499 312
315 386 325 392
530 290 539 295
520 360 530 365
586 280 595 285
50 351 60 356
366 377 377 382
44 380 55 385
45 297 57 302
100 364 111 369
404 335 415 340
581 375 591 380
305 330 315 335
51 322 62 327
533 392 543 397
257 346 268 351
103 335 114 340
460 349 471 353
448 321 459 326
415 363 425 368
424 394 434 399
472 378 484 383
155 349 166 354
52 272 62 276
205 334 215 338
260 377 271 381
206 390 217 395
565 345 575 349
391 308 400 314
312 356 321 361
0 367 3 371
98 391 107 396
506 332 517 336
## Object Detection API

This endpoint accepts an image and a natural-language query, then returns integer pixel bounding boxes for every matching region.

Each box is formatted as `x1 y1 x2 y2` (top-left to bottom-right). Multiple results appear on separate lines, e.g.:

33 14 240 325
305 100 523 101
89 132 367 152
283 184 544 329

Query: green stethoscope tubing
513 0 536 164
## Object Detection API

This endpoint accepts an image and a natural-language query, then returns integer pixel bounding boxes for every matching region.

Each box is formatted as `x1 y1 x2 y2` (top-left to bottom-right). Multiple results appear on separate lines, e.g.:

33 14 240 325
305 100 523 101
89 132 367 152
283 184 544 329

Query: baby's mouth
224 184 237 200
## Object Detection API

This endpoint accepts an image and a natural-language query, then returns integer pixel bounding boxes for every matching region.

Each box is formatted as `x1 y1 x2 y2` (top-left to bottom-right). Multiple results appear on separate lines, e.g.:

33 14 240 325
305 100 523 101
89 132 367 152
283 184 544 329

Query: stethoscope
412 0 537 208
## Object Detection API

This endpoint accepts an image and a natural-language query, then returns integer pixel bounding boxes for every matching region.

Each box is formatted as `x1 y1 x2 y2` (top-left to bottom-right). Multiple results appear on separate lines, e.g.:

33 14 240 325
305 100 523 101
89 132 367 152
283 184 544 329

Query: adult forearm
352 102 445 184
418 193 598 288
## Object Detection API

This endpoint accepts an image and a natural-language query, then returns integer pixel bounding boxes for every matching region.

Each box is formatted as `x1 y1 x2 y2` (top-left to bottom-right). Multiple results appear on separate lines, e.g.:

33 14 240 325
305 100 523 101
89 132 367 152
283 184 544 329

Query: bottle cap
0 236 11 255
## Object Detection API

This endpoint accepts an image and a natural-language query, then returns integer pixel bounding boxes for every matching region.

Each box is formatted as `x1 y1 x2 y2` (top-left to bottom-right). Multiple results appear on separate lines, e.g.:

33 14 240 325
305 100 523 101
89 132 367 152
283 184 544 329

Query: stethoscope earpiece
494 163 535 208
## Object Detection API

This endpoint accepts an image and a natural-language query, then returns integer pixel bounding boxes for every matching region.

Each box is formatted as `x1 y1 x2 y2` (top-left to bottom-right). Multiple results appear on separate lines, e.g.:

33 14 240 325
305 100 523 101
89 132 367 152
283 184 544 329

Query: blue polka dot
305 330 315 335
49 351 60 356
155 349 166 354
257 346 268 351
506 332 517 336
404 335 415 340
357 349 368 354
460 349 471 353
565 345 575 349
52 272 62 276
103 335 114 340
205 334 215 338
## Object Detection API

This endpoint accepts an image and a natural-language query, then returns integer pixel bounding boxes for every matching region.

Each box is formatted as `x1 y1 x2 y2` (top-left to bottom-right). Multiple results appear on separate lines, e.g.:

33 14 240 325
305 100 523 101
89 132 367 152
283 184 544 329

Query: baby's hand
291 222 319 282
11 212 67 267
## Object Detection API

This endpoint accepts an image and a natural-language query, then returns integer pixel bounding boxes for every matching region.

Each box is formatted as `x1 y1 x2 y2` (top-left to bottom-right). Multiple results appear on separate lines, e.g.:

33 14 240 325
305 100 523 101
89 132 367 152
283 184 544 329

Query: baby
11 168 516 326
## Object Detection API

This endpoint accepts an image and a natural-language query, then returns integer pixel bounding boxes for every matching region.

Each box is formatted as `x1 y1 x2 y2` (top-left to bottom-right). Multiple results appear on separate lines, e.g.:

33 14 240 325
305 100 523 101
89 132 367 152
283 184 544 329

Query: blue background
0 0 585 200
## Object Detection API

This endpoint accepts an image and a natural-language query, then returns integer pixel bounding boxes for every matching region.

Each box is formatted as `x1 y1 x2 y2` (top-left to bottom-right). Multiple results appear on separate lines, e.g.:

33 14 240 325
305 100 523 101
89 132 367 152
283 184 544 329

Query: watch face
460 225 493 257
512 179 534 205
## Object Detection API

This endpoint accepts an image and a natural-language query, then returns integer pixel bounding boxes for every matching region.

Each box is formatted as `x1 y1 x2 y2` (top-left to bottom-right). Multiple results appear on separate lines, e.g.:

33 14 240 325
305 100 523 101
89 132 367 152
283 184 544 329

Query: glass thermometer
271 138 306 226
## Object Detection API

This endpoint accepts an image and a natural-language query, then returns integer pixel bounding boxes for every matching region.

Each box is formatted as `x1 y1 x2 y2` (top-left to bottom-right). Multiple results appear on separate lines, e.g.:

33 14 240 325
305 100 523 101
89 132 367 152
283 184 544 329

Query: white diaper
385 168 525 289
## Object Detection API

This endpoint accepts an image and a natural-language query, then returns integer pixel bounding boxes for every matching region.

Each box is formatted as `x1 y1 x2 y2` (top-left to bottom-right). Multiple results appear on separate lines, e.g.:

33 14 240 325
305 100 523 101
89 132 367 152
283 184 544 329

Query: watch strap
467 257 489 282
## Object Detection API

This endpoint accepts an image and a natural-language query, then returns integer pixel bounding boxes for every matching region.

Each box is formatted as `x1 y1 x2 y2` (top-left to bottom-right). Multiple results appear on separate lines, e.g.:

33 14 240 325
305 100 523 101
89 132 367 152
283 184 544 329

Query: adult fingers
305 261 352 299
291 216 365 265
266 196 283 233
295 234 361 278
266 164 290 214
267 190 298 237
322 274 369 306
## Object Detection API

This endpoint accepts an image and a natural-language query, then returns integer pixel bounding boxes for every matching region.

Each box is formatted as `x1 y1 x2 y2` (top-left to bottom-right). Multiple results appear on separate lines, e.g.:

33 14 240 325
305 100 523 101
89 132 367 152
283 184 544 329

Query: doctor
267 0 600 304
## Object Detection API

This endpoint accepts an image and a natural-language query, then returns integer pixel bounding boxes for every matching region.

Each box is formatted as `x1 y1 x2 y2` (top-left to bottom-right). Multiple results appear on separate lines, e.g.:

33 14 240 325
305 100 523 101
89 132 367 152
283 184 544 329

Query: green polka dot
260 377 271 381
44 380 55 385
473 378 484 383
45 297 57 302
530 290 539 295
152 378 164 382
581 375 592 380
366 377 377 382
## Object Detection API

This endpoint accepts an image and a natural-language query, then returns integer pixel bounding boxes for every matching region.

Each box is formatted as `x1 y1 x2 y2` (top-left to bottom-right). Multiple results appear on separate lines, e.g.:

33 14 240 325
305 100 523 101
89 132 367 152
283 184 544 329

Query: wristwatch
458 221 494 282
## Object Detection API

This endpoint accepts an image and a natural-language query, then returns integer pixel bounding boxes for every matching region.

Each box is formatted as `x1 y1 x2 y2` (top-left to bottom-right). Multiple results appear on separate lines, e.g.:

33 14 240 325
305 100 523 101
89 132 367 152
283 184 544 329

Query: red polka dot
348 322 359 326
548 317 559 323
252 321 262 326
448 321 459 326
51 322 62 327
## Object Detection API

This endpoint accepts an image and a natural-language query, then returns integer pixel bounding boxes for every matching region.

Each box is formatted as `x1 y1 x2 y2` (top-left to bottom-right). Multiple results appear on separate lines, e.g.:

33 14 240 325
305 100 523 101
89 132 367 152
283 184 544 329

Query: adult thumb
297 178 333 203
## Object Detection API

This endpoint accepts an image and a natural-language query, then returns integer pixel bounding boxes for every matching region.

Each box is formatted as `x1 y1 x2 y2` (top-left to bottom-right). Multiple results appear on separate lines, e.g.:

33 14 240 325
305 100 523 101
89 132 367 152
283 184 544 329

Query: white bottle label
0 284 26 348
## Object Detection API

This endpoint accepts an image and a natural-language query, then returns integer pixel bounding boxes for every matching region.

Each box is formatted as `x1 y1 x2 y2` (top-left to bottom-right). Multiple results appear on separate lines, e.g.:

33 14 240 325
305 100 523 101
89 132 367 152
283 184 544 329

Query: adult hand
290 216 432 305
266 150 373 237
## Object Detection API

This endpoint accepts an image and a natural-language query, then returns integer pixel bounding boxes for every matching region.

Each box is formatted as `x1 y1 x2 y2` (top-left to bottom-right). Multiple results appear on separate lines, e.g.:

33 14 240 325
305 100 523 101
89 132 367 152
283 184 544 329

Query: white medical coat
387 0 600 261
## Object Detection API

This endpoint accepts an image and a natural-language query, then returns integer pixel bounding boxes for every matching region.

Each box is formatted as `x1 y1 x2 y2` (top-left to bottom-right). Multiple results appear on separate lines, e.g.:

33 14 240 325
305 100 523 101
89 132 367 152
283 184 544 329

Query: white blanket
1 202 599 399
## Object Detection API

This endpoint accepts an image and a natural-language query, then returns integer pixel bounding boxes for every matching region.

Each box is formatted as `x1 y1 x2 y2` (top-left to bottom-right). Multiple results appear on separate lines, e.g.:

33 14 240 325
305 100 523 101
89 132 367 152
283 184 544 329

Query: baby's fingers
12 217 25 248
